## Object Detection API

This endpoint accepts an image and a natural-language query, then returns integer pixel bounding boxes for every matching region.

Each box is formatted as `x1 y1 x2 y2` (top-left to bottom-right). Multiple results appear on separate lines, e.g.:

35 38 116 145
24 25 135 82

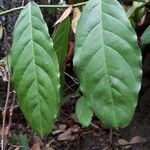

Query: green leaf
9 133 30 150
17 133 30 150
53 17 70 70
11 2 60 137
52 17 70 98
127 2 144 26
73 0 142 129
76 97 93 127
141 25 150 45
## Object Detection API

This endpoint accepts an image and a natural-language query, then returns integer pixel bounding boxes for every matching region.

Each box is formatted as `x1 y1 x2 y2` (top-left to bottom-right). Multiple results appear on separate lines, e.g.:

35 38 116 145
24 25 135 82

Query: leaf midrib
28 3 43 134
100 0 117 127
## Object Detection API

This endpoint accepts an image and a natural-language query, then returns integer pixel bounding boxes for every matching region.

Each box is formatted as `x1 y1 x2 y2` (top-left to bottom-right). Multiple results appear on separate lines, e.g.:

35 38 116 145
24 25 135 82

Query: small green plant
5 0 144 137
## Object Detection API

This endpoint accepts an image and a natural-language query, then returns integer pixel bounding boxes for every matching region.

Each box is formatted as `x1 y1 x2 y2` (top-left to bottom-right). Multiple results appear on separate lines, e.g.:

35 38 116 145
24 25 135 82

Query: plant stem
7 91 16 137
109 129 113 144
1 71 11 150
0 2 87 16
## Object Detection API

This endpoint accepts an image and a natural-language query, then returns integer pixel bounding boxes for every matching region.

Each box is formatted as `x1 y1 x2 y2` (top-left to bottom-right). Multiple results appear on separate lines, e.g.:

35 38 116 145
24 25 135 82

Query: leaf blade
73 0 142 128
53 17 70 98
11 2 60 137
76 97 93 127
141 25 150 45
53 17 70 70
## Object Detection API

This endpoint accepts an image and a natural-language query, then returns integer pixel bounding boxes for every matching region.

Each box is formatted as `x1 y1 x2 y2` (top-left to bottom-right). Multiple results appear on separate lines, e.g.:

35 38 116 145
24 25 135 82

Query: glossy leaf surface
11 2 60 137
73 0 142 128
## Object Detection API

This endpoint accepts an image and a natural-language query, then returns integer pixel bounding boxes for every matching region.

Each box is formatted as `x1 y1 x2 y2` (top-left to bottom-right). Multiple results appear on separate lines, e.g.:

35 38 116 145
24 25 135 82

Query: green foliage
53 17 70 98
9 0 143 137
141 25 150 45
53 17 70 69
17 133 30 150
11 2 60 137
76 97 93 127
9 133 30 150
127 2 145 26
73 0 142 129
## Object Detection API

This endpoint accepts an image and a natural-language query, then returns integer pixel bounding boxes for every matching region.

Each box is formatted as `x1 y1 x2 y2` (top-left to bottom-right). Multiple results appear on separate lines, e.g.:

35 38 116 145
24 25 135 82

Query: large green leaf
11 2 60 137
141 25 150 45
73 0 142 129
52 17 70 98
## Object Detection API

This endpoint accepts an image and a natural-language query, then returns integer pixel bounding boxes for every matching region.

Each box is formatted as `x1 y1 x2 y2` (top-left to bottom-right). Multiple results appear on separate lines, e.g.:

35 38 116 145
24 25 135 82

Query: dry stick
109 129 113 145
0 143 31 150
0 2 87 16
64 83 76 92
114 141 150 148
2 92 16 150
0 104 18 111
22 0 25 6
90 123 99 129
64 72 78 85
7 91 16 135
1 71 11 150
65 82 75 92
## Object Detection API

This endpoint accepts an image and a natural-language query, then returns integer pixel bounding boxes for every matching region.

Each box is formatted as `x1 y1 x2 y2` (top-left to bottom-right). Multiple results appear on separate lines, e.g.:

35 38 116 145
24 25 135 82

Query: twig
109 129 113 144
64 72 78 85
90 123 99 129
0 2 87 16
6 91 16 135
22 0 25 6
0 104 18 111
65 82 75 92
0 143 31 150
114 141 150 148
1 71 11 150
64 83 76 92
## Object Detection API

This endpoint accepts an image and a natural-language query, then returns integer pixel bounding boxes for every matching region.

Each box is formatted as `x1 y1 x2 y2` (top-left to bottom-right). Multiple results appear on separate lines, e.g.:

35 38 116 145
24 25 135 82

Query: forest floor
0 0 150 150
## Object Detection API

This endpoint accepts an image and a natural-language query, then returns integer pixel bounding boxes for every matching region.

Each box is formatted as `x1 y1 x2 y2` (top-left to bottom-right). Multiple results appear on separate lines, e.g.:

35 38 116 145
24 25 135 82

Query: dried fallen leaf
123 5 132 12
71 124 80 133
117 139 130 149
70 113 78 123
52 129 64 135
0 66 7 82
0 23 3 40
102 146 112 150
138 13 146 26
129 136 146 144
118 139 129 145
0 128 8 139
57 125 80 141
58 124 67 130
31 142 41 150
34 136 43 146
52 124 67 135
54 6 72 26
71 8 81 33
46 139 55 150
57 128 72 141
46 143 55 150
